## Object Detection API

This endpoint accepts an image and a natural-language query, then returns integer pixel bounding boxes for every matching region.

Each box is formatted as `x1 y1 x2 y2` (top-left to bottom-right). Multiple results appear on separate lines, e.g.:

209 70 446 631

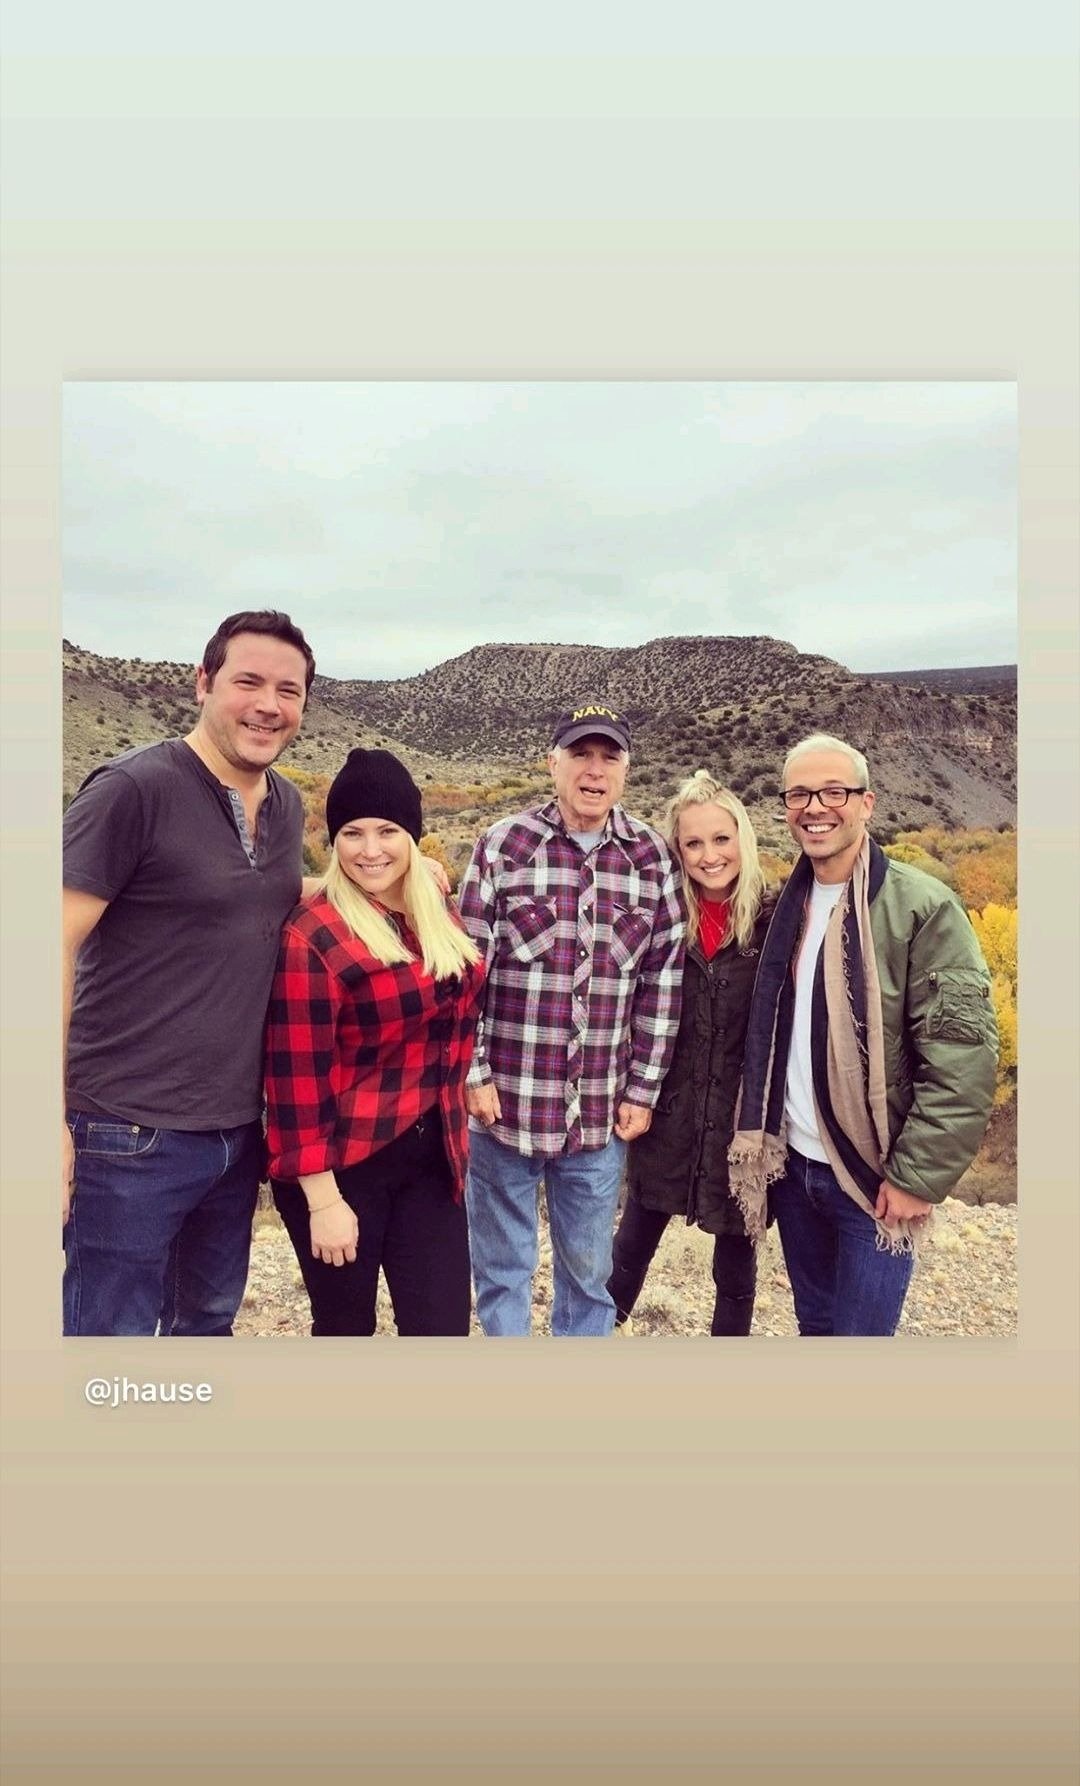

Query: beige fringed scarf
729 835 929 1255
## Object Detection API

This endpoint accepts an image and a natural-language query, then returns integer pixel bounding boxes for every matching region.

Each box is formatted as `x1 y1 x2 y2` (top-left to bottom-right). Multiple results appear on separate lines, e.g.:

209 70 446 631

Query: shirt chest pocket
600 900 653 973
498 895 559 964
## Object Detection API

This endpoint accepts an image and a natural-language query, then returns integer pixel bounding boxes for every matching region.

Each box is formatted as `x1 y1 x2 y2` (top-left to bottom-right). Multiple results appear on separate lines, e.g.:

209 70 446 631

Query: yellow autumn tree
970 903 1017 1103
952 841 1017 909
883 841 955 886
970 903 1018 985
891 826 1016 909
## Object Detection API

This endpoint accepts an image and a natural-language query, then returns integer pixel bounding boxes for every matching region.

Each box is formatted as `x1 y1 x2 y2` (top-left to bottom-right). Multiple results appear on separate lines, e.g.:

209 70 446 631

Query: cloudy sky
63 381 1016 681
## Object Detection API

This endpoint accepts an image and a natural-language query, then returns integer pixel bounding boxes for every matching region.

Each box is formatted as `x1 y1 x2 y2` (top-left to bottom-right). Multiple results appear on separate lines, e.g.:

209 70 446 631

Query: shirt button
579 948 588 959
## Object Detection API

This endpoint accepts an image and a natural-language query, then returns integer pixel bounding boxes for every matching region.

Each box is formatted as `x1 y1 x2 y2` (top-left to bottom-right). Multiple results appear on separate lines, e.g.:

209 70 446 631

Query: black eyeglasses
780 785 868 811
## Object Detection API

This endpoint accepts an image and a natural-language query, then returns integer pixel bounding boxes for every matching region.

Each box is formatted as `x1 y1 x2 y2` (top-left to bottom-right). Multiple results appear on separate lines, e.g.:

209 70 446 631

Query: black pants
607 1197 756 1337
272 1111 471 1336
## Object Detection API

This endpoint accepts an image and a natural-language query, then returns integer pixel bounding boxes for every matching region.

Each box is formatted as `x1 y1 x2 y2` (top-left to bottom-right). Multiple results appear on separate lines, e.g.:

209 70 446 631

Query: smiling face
783 746 875 884
676 801 743 901
192 632 308 782
334 819 412 911
547 736 628 833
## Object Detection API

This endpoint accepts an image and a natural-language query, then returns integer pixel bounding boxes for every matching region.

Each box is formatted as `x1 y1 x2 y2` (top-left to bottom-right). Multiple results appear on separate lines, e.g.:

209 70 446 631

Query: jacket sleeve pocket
922 968 996 1046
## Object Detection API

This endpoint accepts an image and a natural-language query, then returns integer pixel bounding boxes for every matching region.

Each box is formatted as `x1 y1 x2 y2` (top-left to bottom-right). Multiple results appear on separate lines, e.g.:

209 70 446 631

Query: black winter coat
626 895 775 1235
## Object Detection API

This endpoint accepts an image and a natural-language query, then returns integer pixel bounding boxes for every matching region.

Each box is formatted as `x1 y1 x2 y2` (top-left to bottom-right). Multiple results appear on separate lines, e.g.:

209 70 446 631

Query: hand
614 1101 652 1142
875 1179 932 1230
423 855 452 897
309 1198 359 1266
62 1123 74 1227
466 1083 502 1127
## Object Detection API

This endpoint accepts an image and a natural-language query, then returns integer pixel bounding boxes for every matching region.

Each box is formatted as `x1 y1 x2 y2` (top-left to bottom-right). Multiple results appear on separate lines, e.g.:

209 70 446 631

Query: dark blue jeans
769 1148 914 1337
63 1110 262 1336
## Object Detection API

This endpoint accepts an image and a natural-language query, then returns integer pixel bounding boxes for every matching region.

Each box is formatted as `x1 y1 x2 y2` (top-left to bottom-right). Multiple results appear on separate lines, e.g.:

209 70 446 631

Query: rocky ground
235 1191 1017 1339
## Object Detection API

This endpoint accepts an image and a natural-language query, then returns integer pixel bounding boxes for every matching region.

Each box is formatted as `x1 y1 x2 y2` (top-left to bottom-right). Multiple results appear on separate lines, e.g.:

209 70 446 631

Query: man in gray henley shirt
62 610 315 1336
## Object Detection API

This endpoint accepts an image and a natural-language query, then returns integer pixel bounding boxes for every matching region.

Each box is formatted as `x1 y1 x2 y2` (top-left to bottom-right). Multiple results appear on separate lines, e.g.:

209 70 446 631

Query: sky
62 380 1016 682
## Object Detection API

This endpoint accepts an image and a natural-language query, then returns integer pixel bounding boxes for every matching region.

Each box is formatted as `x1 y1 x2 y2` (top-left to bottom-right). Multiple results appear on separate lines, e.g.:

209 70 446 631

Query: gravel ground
234 1193 1017 1339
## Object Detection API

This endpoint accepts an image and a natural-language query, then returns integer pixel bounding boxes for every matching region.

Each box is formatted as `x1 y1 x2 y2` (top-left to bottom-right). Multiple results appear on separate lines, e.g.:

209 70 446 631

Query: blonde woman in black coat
608 773 774 1335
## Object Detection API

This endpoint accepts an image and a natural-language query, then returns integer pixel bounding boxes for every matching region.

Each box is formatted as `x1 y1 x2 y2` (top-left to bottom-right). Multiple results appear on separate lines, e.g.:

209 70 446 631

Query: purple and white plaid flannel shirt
458 799 686 1156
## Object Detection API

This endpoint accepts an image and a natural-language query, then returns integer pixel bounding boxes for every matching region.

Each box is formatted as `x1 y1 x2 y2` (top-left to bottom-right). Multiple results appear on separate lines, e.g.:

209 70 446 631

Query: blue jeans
465 1126 627 1336
769 1147 914 1336
63 1110 262 1337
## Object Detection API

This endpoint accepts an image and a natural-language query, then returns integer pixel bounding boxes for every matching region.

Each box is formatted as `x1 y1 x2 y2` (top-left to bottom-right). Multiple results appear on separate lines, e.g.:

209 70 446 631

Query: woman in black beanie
265 749 485 1335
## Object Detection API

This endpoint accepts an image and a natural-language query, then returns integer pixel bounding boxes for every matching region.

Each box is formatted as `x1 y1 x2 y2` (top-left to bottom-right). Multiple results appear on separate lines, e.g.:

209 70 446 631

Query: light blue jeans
465 1126 627 1336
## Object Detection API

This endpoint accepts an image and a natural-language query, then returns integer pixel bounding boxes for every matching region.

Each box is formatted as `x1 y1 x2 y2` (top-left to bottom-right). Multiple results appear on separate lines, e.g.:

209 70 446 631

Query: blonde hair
322 837 481 981
664 771 764 950
782 732 870 789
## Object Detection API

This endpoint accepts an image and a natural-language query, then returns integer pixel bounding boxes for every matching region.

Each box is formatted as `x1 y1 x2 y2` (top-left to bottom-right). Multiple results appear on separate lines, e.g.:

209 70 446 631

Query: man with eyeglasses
729 732 997 1336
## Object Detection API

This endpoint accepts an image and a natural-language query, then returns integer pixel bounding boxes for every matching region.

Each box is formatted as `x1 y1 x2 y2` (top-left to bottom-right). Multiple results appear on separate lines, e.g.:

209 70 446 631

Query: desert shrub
278 766 331 798
758 849 794 887
423 782 488 815
419 832 458 894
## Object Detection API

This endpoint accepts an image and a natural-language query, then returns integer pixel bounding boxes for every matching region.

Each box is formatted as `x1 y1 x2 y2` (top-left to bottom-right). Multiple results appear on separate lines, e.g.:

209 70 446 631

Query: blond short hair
782 732 870 789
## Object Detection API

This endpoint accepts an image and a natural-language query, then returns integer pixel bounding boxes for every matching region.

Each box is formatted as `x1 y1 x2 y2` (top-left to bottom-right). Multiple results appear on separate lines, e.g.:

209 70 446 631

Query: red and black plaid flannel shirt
458 799 686 1156
264 893 485 1195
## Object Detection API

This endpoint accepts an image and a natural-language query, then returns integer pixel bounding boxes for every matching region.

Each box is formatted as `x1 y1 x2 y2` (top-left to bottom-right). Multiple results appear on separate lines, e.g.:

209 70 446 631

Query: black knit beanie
325 748 423 844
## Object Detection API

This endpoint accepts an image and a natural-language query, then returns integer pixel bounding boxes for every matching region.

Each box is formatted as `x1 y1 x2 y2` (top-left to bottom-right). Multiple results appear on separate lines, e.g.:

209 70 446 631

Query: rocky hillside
62 634 1016 843
870 664 1016 695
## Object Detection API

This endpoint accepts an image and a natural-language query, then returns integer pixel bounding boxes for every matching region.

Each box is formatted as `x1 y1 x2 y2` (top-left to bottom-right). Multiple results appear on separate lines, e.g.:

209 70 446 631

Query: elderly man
729 731 998 1336
62 610 315 1336
458 704 686 1336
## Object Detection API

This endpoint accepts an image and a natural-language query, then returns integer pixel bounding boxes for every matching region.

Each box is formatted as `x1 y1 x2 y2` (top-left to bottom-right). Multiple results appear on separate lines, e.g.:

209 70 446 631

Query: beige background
2 19 1078 1782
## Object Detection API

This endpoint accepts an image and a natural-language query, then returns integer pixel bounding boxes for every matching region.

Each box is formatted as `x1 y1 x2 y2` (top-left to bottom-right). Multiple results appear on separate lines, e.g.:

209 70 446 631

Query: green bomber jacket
869 856 998 1203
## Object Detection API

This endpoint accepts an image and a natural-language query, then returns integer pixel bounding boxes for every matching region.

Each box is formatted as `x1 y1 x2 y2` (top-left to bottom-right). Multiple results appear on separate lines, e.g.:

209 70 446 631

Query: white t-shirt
784 877 845 1161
